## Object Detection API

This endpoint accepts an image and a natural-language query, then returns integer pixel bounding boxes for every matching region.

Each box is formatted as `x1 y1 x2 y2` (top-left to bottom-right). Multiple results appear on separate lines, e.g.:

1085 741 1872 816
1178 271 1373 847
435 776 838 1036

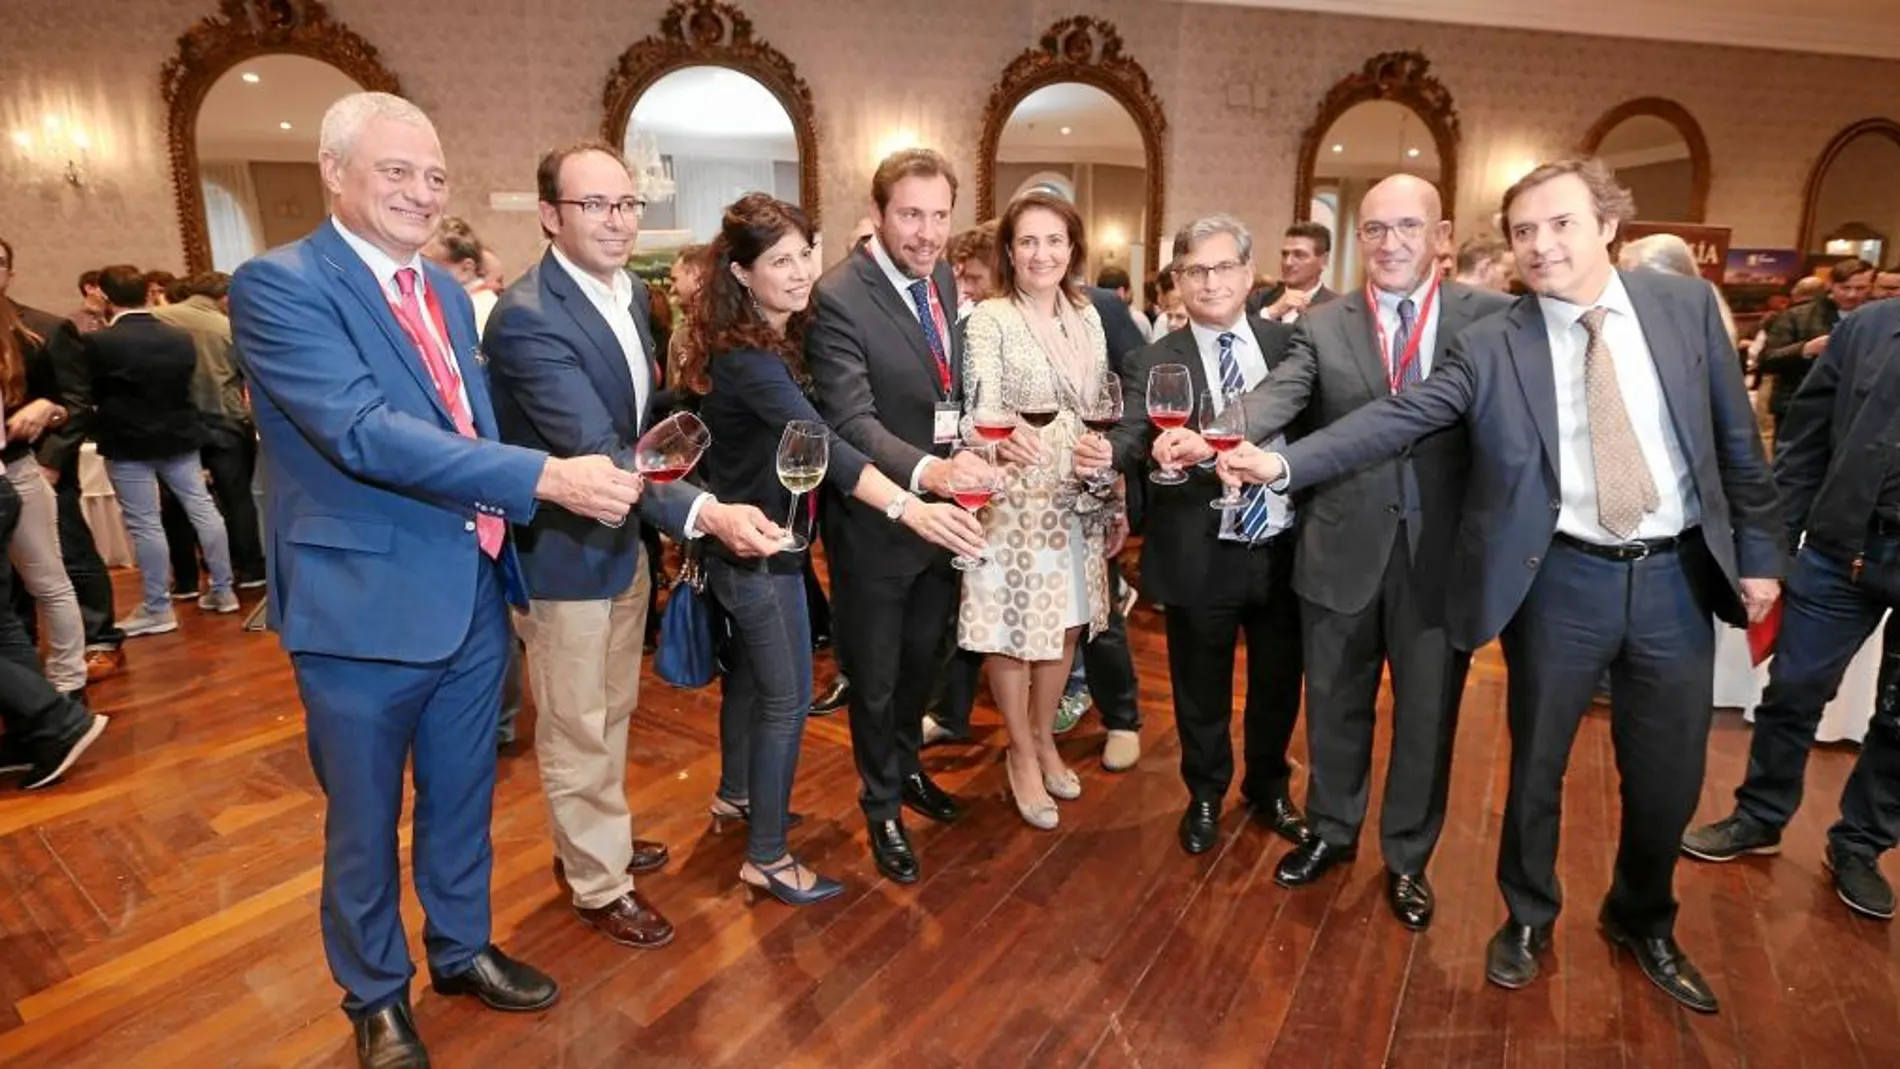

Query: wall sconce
11 115 91 188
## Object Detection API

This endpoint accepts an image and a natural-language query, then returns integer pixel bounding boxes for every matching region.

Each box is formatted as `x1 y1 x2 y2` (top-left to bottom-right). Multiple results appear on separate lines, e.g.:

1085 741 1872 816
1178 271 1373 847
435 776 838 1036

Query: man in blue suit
1220 159 1783 1014
483 141 780 953
231 93 646 1069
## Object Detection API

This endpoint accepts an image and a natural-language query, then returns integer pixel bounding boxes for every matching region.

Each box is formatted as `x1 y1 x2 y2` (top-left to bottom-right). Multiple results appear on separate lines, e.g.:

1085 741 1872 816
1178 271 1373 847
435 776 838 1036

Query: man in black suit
808 148 996 884
1221 159 1783 1013
1077 213 1308 855
1246 221 1339 323
1239 175 1511 931
1680 294 1900 921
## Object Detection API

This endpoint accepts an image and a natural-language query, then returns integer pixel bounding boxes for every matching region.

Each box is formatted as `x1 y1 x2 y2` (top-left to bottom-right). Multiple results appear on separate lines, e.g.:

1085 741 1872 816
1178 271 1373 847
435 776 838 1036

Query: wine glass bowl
600 411 711 528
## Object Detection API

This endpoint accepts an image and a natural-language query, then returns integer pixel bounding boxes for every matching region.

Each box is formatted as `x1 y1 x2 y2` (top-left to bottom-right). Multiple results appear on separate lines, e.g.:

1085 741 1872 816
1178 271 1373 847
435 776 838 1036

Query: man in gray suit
1240 175 1511 932
808 148 994 884
1220 158 1783 1014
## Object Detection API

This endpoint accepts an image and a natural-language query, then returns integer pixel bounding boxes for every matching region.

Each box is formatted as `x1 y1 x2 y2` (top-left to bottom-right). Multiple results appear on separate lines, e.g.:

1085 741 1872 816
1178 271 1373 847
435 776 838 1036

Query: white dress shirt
1541 271 1701 544
1373 276 1443 382
868 235 948 495
1189 317 1294 539
549 245 650 427
330 217 472 415
1263 283 1323 323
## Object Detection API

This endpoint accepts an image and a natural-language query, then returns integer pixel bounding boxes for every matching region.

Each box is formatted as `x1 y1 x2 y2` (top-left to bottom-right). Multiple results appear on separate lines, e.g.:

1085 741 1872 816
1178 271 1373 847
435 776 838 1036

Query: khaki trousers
518 548 651 910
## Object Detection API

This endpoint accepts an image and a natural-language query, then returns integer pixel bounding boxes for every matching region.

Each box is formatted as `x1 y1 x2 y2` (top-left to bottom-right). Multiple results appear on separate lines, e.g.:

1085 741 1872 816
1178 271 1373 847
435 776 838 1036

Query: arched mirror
977 17 1166 287
164 0 399 274
1296 52 1460 293
1579 99 1710 223
602 0 818 261
1798 118 1900 265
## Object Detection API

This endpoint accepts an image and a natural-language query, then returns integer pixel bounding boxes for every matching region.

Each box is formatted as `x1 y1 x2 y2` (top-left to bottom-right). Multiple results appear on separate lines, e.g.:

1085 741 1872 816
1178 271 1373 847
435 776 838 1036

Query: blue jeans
105 452 234 614
707 558 812 866
1736 543 1900 859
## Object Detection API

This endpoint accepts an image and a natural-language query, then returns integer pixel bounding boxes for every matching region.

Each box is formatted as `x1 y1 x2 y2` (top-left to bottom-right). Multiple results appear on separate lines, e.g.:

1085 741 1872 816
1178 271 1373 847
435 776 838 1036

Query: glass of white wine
776 420 828 553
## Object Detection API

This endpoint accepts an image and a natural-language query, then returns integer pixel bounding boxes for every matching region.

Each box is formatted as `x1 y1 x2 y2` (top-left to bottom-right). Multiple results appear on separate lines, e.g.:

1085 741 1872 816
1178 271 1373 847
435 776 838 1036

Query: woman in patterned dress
958 192 1115 830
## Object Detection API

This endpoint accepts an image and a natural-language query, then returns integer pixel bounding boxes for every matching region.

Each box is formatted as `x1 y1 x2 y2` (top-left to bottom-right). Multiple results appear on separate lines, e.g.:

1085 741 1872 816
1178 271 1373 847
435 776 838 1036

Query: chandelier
627 126 676 204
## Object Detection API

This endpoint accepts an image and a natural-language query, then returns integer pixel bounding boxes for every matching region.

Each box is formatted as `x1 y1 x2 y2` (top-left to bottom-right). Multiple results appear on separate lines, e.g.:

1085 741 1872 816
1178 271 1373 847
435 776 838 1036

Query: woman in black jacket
678 194 982 905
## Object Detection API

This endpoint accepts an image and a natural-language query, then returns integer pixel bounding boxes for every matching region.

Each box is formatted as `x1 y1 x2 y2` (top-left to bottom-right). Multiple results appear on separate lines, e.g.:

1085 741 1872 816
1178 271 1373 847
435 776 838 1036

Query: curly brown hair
677 193 817 396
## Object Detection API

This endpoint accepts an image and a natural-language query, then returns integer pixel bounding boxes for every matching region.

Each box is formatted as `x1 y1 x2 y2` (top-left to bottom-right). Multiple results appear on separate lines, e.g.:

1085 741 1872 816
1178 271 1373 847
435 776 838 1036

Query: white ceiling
1182 0 1900 61
999 82 1144 167
196 54 361 163
630 66 796 158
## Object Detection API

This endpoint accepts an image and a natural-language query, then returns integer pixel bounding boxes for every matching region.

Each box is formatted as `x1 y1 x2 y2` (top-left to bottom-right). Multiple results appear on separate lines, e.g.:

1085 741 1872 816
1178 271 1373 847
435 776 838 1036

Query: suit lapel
1432 284 1474 370
1335 288 1388 399
313 227 452 426
934 260 962 397
1504 298 1561 477
1620 269 1704 454
1166 328 1210 404
543 253 640 422
854 251 946 399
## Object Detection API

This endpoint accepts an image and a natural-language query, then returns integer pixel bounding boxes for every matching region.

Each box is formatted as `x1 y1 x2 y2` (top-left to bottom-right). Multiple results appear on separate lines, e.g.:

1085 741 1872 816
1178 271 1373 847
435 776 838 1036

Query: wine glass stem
783 492 801 542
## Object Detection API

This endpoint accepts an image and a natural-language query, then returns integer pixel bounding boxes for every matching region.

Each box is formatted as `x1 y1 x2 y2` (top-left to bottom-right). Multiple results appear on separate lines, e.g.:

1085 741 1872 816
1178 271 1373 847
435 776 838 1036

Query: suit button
1386 504 1401 515
465 521 476 532
1550 499 1561 511
1526 556 1540 568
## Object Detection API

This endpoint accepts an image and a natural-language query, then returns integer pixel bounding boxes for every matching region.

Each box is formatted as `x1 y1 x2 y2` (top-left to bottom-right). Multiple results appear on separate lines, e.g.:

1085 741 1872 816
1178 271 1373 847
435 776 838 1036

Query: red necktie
393 267 503 559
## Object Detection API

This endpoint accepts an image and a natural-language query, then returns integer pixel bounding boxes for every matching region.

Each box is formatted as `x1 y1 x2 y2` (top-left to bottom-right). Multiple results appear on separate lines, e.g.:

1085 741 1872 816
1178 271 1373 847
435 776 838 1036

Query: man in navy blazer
483 142 779 954
231 94 644 1069
1221 159 1783 1014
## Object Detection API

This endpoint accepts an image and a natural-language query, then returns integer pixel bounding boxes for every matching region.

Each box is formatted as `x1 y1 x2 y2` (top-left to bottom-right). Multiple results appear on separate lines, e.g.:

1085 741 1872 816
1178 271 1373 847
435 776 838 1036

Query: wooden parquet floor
1 570 1897 1068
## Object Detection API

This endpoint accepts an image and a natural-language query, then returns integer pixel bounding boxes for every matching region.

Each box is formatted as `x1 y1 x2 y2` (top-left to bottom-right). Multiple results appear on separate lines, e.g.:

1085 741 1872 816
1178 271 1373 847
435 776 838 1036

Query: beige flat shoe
1102 729 1141 772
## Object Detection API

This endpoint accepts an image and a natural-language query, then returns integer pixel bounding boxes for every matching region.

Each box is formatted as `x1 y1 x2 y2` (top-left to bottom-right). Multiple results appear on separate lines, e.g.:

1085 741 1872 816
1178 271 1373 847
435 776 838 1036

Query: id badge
933 401 961 445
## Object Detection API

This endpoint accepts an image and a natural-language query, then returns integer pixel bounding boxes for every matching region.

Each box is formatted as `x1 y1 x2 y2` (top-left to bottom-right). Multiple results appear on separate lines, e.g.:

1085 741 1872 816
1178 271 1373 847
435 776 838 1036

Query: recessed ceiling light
1331 143 1344 153
1406 147 1420 158
241 72 261 84
279 121 293 130
1060 126 1072 136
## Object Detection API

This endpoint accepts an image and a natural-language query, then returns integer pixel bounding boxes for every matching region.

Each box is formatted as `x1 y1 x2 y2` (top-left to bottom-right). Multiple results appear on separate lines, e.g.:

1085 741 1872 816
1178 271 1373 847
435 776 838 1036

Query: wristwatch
884 492 912 522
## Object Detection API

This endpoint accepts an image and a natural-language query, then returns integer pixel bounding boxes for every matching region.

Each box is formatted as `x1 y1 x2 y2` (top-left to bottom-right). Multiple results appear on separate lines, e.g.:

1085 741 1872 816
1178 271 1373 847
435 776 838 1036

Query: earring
745 284 766 319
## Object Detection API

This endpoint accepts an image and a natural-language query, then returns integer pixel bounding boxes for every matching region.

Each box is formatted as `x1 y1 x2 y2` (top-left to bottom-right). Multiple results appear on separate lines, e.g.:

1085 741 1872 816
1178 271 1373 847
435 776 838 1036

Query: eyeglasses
1358 219 1429 245
1173 260 1248 285
554 197 646 220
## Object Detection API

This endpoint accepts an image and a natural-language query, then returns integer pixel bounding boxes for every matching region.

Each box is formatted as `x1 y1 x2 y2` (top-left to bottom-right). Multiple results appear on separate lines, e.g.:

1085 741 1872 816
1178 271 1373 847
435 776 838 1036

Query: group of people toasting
235 87 1791 1068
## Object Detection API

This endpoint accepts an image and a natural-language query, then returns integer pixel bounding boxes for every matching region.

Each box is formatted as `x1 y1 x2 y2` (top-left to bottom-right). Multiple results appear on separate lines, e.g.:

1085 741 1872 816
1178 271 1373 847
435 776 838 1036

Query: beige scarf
1014 290 1098 410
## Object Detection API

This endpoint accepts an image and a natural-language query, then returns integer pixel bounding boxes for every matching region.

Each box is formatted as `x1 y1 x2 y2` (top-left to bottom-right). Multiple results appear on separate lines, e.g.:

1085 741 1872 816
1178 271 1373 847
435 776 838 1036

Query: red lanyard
1366 278 1439 392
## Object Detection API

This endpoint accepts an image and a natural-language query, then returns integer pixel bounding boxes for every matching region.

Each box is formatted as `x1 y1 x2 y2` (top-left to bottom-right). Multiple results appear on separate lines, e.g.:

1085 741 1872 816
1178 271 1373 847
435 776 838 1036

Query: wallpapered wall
3 0 1897 310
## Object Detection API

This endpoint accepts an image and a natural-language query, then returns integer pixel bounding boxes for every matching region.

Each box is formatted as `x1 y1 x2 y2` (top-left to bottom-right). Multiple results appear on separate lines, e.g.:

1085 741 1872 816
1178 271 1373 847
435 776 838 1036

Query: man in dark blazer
1221 159 1783 1014
232 94 647 1066
1239 175 1512 931
1077 213 1308 857
1681 294 1900 922
808 148 995 884
1245 221 1339 323
483 142 779 953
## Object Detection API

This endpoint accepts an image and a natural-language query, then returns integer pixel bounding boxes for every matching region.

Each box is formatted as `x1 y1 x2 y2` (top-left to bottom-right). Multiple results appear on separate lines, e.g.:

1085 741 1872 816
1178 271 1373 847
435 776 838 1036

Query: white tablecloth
1713 616 1882 744
77 442 133 568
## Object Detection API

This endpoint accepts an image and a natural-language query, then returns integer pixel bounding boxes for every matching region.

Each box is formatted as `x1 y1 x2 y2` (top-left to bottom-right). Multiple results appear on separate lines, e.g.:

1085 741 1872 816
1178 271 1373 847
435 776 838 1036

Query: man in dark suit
1245 221 1339 323
1221 159 1783 1013
808 148 996 884
1239 175 1511 931
232 94 647 1067
484 142 778 952
1681 295 1900 921
1076 213 1308 855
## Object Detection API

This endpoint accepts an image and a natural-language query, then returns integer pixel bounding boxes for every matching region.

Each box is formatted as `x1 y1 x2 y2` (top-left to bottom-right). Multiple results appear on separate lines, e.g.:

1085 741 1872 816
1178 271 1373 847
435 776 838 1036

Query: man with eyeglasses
1077 213 1308 856
484 141 782 955
1230 175 1512 931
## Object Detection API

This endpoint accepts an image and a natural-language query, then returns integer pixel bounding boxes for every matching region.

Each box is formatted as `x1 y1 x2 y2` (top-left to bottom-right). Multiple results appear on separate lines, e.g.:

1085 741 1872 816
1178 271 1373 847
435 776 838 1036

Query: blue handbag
654 551 720 688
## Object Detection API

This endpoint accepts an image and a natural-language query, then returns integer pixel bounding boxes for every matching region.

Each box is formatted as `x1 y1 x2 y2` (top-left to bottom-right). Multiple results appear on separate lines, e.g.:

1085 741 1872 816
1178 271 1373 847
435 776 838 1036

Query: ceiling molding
1181 0 1900 61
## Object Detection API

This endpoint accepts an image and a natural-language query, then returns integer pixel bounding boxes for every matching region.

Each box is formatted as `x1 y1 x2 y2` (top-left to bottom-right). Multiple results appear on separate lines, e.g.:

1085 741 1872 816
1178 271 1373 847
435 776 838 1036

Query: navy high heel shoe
742 855 844 906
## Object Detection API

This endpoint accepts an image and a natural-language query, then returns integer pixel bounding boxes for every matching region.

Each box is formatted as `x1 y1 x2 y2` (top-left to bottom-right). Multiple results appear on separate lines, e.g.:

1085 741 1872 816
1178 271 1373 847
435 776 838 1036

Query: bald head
1357 174 1451 295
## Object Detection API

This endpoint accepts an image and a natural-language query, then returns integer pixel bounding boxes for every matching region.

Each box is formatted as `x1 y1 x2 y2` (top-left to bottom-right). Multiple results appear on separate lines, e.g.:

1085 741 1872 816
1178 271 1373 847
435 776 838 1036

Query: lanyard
1366 277 1439 392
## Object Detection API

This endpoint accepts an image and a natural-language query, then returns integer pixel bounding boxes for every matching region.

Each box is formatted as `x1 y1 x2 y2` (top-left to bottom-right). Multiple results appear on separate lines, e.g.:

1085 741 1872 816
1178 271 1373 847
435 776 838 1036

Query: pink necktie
394 268 502 559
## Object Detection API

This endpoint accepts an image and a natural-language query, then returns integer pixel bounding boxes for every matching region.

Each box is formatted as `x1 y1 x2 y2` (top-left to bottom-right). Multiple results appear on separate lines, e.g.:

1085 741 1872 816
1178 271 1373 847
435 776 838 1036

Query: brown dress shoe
628 839 669 875
85 648 126 683
577 890 675 950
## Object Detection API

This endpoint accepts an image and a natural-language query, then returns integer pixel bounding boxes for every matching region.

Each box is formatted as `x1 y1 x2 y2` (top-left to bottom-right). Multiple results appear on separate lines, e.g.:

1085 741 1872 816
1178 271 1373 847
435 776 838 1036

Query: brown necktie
1579 306 1659 540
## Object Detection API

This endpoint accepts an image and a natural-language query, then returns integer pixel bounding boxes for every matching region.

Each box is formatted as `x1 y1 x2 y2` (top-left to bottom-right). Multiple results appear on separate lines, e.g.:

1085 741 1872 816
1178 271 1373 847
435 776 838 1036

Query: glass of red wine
1147 364 1193 485
608 411 710 528
1080 372 1122 496
1201 388 1247 510
946 444 1000 571
1015 383 1061 490
969 376 1017 447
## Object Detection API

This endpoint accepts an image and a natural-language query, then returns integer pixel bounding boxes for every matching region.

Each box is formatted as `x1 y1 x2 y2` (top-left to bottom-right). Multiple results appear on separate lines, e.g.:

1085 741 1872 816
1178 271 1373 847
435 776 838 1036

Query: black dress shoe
354 999 429 1069
1245 786 1311 845
1599 907 1718 1014
1179 799 1221 855
1484 919 1553 990
869 818 919 884
1386 871 1434 931
429 945 558 1012
811 676 851 716
1273 837 1357 887
901 771 963 824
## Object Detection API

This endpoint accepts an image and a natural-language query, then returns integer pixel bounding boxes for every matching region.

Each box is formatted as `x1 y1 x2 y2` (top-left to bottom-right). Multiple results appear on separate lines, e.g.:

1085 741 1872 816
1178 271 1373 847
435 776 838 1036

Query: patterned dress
956 297 1111 661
